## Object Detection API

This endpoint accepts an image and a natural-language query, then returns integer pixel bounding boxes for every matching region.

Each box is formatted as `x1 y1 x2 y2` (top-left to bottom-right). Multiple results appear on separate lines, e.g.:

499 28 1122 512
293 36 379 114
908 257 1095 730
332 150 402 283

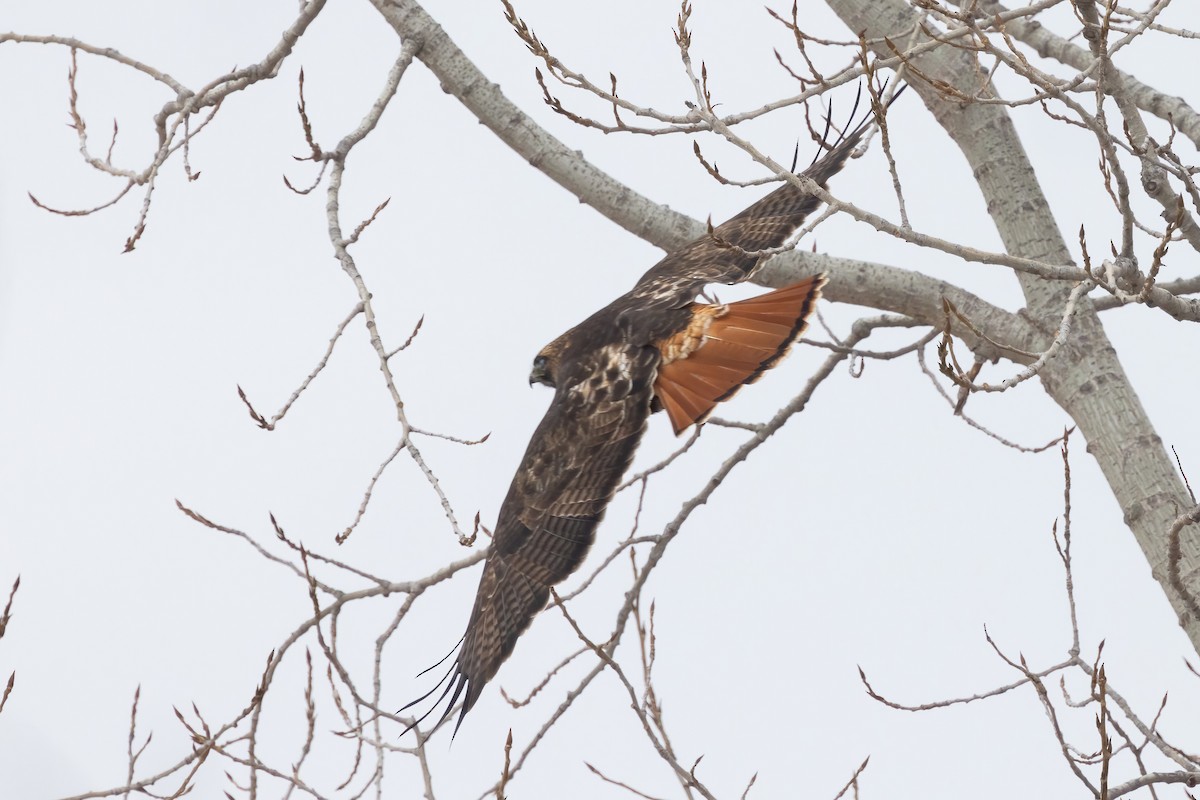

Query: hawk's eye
532 355 547 371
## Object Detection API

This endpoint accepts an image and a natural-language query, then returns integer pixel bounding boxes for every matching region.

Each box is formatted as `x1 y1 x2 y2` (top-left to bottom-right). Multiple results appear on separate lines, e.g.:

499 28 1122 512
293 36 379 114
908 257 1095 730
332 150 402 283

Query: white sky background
1 0 1199 797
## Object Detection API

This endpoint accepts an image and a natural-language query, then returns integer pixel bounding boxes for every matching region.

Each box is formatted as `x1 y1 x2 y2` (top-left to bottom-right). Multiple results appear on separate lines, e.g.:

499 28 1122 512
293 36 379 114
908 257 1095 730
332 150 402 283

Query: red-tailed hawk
404 119 871 737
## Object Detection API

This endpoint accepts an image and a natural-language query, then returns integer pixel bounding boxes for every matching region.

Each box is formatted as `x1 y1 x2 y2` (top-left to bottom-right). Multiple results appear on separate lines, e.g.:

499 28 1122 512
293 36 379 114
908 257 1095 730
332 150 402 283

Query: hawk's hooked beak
529 355 553 388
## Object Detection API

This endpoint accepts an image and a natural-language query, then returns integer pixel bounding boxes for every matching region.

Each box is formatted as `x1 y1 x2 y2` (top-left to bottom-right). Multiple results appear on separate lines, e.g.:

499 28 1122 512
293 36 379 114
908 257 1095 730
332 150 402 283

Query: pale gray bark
368 0 698 248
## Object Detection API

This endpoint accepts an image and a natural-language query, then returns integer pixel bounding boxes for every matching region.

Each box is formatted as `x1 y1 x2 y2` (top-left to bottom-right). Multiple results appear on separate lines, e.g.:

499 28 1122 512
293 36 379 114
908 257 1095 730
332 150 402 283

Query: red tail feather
654 274 826 435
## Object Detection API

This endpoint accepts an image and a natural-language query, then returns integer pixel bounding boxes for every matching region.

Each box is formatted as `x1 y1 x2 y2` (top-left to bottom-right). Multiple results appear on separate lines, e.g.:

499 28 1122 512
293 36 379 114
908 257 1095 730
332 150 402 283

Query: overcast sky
2 1 1199 798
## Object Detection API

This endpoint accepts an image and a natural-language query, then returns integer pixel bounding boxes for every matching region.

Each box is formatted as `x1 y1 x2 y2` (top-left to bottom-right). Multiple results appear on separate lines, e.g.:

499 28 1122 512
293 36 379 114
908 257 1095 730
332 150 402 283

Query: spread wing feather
630 125 865 307
402 343 658 736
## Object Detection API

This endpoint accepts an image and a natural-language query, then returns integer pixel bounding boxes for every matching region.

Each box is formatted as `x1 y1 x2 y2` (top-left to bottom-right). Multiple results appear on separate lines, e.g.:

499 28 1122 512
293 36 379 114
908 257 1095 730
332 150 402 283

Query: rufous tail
654 274 827 435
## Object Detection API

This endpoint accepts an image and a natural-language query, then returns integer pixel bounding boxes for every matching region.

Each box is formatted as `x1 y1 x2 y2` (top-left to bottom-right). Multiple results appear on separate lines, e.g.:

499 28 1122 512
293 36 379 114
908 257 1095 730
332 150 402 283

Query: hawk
404 117 872 737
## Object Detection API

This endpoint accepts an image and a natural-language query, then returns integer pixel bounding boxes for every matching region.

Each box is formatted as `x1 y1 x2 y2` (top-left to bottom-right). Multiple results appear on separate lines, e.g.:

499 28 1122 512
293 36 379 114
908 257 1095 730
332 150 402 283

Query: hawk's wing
403 342 658 736
630 125 864 306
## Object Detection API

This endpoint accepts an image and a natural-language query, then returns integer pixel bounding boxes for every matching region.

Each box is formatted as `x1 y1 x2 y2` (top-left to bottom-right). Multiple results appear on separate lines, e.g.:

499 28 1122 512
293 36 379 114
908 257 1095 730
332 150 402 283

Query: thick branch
368 0 698 248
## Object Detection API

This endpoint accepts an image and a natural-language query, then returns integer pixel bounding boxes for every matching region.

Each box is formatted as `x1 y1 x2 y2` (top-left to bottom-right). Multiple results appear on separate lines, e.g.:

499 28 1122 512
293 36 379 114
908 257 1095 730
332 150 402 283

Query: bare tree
3 0 1200 797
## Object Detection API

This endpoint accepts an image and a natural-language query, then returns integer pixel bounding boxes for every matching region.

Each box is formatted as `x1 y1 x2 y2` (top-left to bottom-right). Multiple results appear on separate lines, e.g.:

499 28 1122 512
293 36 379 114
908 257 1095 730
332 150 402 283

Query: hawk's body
405 123 867 735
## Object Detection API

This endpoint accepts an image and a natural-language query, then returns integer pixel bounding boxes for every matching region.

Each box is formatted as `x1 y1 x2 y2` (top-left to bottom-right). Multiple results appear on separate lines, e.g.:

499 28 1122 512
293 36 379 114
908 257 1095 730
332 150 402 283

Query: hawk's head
529 354 554 388
529 337 568 388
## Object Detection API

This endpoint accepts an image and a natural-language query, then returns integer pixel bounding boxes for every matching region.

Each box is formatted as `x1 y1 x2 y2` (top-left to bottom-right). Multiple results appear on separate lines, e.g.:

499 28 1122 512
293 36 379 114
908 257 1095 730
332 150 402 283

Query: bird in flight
404 109 879 738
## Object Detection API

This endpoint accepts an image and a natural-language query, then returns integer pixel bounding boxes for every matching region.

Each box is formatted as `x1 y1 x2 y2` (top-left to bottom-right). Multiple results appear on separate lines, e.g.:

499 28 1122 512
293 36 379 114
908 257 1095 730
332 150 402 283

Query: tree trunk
827 0 1200 651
